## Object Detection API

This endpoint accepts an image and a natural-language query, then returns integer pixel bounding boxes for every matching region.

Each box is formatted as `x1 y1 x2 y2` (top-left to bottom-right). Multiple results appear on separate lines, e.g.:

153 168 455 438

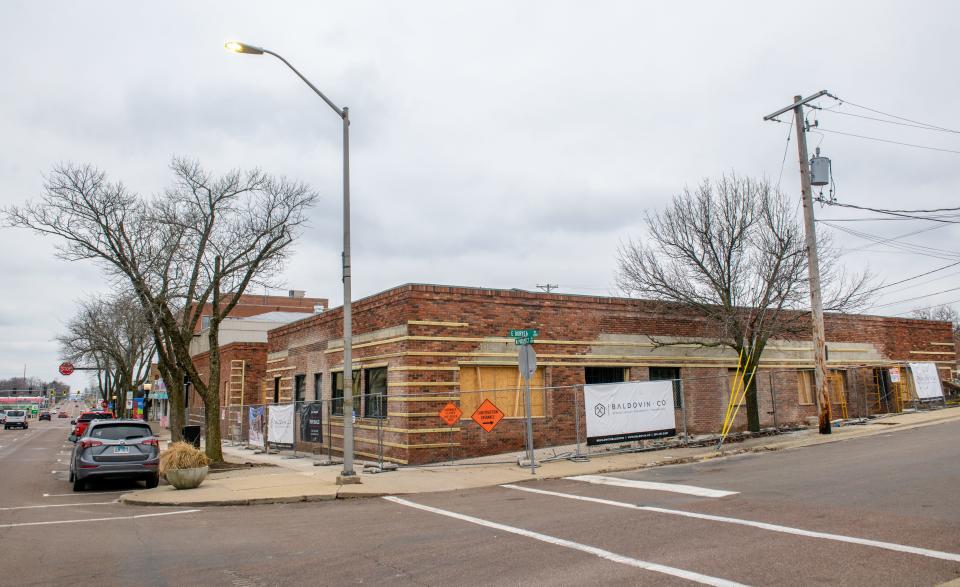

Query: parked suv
69 419 160 491
4 410 28 430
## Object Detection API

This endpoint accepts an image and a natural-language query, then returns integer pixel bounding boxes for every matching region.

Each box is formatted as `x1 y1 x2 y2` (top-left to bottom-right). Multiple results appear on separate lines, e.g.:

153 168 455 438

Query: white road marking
383 496 748 587
566 475 738 498
0 501 115 511
43 490 128 497
0 509 201 529
501 485 960 563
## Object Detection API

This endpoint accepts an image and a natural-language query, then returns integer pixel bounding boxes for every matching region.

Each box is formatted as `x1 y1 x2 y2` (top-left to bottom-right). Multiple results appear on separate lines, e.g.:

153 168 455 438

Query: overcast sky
2 1 958 385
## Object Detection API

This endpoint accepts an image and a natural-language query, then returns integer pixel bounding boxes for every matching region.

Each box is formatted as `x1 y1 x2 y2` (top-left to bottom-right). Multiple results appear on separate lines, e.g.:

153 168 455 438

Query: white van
4 409 28 430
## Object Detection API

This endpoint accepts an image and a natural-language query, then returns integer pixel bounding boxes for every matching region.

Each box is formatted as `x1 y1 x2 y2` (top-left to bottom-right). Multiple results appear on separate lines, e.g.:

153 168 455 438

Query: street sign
471 399 505 432
518 345 537 379
509 329 539 338
59 362 74 376
438 402 462 426
513 337 533 346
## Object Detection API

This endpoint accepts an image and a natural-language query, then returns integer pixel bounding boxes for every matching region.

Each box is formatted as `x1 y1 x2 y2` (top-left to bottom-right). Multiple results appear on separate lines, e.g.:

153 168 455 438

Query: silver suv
69 419 160 491
4 409 28 430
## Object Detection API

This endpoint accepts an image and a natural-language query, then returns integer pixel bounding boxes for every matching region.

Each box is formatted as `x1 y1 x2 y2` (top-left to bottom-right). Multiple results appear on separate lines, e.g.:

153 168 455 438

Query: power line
869 285 960 310
812 107 960 134
816 216 956 222
874 260 960 292
815 198 960 224
817 127 960 155
823 221 960 260
776 111 794 189
892 296 960 317
828 95 960 134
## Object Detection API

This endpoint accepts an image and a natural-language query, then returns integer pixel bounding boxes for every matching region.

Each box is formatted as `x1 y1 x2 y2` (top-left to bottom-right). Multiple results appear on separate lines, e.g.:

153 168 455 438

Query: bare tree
617 174 873 432
57 292 154 416
8 158 317 461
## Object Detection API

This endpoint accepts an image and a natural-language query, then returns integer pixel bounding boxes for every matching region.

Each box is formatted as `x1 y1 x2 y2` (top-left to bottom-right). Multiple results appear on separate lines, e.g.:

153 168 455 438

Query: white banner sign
248 406 265 448
909 362 944 400
268 403 295 446
584 380 676 446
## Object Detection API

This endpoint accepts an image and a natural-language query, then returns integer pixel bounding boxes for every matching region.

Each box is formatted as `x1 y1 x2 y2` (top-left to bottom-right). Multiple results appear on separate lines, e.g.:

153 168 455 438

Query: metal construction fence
180 363 950 469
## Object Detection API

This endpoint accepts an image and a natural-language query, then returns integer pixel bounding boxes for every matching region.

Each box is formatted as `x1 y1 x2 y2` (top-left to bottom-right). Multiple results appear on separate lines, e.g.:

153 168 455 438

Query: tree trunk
202 389 223 462
202 257 224 463
744 363 761 433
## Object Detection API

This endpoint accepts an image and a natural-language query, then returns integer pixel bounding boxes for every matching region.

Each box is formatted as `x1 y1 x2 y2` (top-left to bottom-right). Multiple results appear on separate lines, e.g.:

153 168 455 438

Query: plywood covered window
798 371 815 405
828 372 846 404
458 366 545 419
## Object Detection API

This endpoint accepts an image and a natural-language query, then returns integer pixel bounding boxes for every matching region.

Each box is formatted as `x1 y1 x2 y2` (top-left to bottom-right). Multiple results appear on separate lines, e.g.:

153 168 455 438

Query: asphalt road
1 416 958 586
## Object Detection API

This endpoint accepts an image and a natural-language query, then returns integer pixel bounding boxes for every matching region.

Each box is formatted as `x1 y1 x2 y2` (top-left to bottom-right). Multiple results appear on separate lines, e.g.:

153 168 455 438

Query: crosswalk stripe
501 484 960 563
384 495 748 587
566 475 738 497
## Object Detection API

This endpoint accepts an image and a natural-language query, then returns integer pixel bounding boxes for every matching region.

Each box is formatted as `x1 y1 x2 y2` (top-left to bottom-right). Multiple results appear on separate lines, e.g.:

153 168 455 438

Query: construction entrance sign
471 398 505 432
438 402 462 426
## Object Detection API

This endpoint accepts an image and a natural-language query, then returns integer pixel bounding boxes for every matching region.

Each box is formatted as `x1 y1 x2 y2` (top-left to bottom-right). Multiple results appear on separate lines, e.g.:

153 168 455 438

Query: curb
120 492 336 507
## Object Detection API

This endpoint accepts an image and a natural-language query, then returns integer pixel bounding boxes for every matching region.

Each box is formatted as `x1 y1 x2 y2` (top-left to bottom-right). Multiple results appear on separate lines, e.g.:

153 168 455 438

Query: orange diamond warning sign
438 402 462 426
472 399 505 432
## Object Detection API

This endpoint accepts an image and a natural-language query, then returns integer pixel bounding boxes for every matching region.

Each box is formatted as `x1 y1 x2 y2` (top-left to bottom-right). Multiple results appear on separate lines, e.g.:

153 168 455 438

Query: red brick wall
190 293 328 333
263 284 956 465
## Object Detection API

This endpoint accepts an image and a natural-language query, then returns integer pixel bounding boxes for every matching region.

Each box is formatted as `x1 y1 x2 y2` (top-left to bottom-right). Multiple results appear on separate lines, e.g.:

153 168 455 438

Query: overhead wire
815 128 960 155
873 260 960 292
869 285 960 310
827 95 960 134
892 296 960 317
822 221 960 260
815 199 960 224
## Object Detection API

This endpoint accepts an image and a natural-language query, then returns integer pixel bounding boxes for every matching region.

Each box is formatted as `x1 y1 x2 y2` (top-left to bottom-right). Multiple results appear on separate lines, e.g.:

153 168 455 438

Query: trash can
181 425 201 449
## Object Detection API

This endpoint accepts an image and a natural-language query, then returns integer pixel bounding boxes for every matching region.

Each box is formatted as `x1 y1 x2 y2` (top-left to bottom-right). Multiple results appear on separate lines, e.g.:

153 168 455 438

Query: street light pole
226 41 359 481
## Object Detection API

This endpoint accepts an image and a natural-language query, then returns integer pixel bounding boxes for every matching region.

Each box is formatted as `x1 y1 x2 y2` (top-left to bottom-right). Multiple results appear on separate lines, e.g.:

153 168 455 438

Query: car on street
58 411 69 418
4 409 28 430
69 419 160 491
70 411 115 437
39 412 51 421
0 410 6 424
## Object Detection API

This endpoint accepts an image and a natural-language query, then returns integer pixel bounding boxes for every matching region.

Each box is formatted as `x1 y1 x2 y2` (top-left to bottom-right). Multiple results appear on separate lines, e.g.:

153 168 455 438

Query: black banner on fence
300 402 324 444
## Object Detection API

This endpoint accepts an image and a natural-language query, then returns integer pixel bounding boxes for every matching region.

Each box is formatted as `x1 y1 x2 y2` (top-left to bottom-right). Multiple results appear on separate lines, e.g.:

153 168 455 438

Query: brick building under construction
193 284 956 465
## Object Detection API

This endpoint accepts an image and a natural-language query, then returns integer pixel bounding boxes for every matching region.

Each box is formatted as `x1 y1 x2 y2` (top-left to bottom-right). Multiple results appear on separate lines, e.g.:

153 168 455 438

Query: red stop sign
59 362 75 376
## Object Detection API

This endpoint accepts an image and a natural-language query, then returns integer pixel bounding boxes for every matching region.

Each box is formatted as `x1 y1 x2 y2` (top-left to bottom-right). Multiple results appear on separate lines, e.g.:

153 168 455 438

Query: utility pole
536 284 558 293
764 90 832 435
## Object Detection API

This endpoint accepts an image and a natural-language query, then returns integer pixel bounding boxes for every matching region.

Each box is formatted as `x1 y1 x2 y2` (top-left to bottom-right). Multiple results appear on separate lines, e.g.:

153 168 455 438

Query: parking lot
1 416 959 585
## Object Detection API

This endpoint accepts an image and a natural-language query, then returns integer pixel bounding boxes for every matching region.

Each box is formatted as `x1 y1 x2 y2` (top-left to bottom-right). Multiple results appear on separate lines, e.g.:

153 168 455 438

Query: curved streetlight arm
262 49 345 118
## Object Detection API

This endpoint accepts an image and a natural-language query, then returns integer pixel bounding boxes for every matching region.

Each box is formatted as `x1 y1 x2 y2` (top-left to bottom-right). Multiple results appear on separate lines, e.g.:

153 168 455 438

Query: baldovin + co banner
584 380 676 446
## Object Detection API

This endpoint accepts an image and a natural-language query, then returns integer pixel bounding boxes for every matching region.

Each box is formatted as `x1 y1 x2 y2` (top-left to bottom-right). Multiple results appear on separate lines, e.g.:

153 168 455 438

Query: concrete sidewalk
121 407 960 507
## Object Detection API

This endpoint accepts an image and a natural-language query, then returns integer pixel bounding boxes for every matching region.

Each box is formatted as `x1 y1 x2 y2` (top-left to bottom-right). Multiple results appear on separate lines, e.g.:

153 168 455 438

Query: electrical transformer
809 148 831 187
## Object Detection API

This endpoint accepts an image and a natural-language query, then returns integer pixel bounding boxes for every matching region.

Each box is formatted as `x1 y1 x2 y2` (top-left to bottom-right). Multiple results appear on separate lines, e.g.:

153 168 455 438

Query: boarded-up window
458 366 545 419
828 372 846 404
798 371 815 405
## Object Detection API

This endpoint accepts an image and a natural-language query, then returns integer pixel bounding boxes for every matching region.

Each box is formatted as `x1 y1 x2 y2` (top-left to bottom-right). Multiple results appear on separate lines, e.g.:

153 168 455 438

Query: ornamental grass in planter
159 442 211 490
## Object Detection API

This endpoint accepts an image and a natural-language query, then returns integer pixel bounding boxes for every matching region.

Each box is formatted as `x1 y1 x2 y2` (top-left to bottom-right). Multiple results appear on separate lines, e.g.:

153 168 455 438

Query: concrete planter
165 466 209 490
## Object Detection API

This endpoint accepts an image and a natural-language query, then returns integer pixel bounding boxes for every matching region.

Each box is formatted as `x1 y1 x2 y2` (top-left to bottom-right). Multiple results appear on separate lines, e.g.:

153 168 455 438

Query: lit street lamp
225 40 359 483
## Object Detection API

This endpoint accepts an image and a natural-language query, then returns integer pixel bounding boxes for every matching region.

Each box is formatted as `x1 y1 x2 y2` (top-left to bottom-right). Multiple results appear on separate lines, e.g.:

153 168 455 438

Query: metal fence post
378 396 384 470
573 385 584 460
679 379 688 445
768 372 779 431
327 399 333 463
